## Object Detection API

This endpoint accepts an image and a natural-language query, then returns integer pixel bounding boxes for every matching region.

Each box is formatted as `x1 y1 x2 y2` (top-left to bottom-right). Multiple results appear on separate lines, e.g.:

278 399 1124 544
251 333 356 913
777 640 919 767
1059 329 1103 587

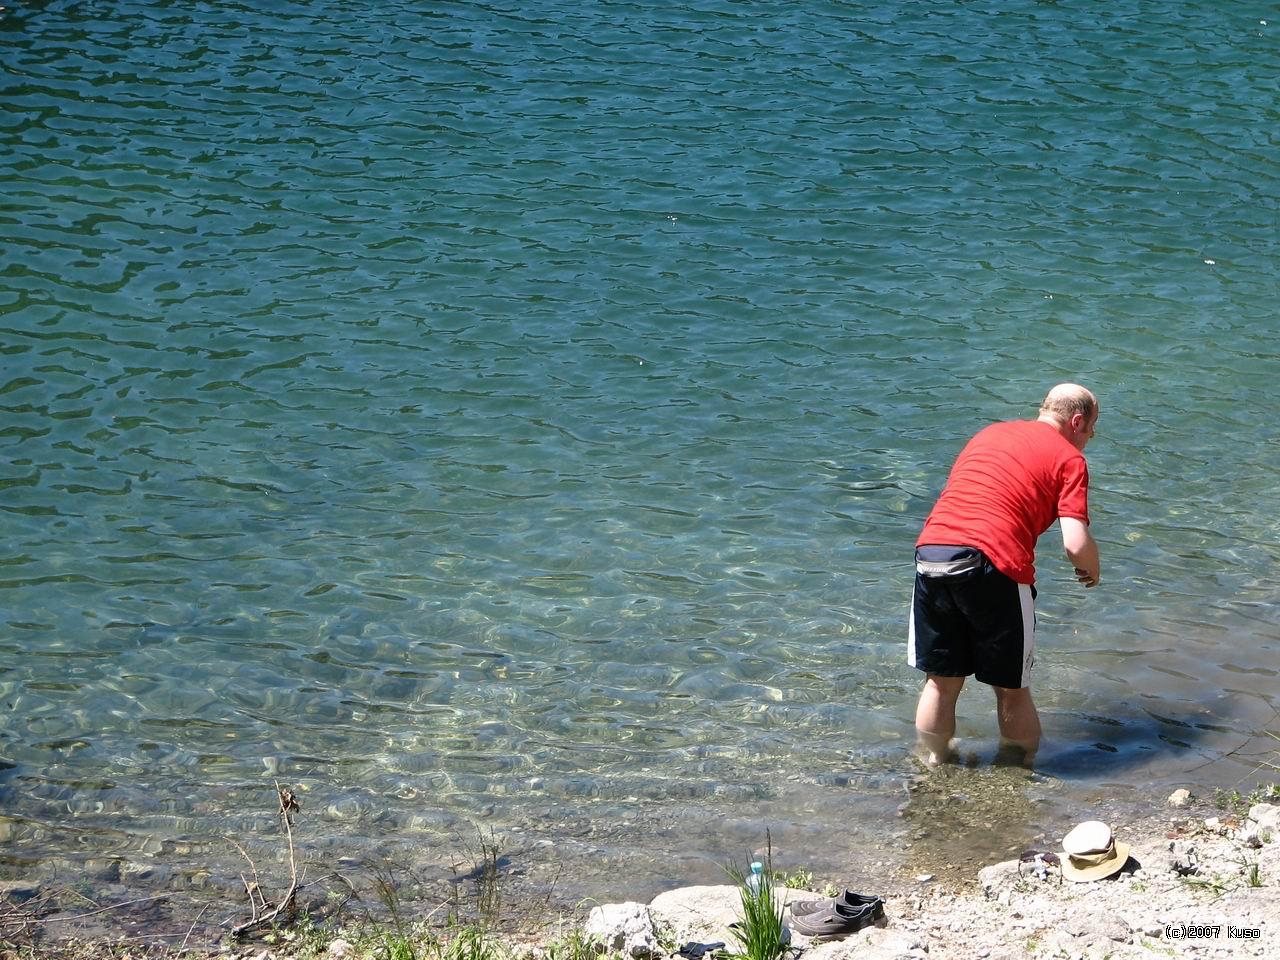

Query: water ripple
1 0 1277 901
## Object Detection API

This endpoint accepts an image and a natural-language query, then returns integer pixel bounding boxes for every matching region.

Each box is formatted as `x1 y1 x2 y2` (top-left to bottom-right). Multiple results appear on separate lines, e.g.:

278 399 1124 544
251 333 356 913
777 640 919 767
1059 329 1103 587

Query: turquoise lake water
1 0 1278 909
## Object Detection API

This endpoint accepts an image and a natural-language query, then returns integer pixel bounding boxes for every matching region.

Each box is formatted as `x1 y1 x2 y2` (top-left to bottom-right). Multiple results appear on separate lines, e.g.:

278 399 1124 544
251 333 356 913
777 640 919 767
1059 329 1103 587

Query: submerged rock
0 878 40 902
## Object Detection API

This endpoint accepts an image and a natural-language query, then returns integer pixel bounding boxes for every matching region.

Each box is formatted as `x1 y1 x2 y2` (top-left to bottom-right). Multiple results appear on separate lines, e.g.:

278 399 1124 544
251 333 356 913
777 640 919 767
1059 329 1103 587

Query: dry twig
229 782 303 938
177 902 211 954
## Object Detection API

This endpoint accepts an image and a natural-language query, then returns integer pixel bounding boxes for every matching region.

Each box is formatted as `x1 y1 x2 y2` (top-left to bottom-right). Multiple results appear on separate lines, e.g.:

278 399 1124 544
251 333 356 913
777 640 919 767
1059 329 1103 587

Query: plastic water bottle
746 861 764 894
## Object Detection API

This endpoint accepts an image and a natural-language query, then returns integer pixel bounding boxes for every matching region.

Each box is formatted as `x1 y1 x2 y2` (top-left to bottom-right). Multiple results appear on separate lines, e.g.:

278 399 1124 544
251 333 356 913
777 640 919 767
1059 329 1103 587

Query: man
908 383 1101 766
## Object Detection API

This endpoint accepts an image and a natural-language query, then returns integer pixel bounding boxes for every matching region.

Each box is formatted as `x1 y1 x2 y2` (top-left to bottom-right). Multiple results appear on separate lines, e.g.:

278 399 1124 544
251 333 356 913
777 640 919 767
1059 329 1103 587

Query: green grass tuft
724 861 789 960
543 927 603 960
778 869 813 890
441 924 507 960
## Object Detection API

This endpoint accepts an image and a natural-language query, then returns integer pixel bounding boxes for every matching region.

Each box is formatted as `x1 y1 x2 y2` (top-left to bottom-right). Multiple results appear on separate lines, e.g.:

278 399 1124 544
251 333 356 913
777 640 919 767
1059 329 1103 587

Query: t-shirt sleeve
1058 456 1090 524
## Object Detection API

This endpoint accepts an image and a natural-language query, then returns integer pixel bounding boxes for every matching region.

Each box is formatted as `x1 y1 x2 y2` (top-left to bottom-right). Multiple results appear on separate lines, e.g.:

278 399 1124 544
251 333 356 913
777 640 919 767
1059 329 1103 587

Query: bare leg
914 675 965 766
993 685 1040 766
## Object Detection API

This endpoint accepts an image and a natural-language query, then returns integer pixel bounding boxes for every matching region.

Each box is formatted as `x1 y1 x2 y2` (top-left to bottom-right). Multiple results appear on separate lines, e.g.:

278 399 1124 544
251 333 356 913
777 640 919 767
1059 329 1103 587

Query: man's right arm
1060 517 1100 588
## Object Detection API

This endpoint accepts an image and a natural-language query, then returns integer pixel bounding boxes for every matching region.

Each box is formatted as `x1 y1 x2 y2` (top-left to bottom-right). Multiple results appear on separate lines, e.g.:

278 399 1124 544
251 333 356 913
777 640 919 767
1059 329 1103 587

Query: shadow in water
1036 705 1238 780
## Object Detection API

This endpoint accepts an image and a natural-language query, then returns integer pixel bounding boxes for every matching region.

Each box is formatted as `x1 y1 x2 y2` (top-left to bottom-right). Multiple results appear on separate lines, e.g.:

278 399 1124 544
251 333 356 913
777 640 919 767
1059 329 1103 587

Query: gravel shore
636 796 1280 960
3 793 1277 960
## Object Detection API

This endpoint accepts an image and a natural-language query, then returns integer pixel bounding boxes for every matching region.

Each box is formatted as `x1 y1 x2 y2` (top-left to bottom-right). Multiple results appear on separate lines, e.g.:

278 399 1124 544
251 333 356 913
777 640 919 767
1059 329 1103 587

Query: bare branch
178 903 211 954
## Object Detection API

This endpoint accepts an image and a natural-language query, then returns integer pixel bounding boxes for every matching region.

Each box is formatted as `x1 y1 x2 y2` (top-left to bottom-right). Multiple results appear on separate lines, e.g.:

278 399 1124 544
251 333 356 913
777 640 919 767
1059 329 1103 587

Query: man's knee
924 674 966 698
992 684 1032 703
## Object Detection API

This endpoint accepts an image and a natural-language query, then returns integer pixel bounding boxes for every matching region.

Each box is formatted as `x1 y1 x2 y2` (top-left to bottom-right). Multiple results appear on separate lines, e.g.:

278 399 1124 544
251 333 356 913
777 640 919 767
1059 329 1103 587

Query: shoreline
3 779 1276 960
4 740 1252 922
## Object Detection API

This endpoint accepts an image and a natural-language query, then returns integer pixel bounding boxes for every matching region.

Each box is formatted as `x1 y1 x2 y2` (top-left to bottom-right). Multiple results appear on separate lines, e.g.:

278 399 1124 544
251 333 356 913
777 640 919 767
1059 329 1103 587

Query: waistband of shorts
915 544 986 578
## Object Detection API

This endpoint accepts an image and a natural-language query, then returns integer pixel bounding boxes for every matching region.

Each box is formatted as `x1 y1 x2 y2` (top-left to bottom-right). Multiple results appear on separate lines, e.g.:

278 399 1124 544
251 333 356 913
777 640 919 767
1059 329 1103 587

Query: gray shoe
788 898 829 918
789 890 883 918
788 897 884 940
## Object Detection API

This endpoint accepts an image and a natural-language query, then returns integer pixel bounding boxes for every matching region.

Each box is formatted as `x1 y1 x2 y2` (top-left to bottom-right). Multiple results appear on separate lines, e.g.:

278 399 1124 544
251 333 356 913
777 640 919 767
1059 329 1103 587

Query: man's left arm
1061 517 1099 588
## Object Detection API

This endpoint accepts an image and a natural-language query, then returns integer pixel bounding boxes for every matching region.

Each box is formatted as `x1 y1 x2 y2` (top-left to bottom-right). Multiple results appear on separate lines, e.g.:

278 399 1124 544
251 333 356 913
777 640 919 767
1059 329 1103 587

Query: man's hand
1074 566 1099 588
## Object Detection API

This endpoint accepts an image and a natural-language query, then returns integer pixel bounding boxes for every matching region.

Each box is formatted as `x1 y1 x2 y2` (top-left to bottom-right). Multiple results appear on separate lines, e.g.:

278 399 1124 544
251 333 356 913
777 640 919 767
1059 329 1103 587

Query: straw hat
1060 820 1131 882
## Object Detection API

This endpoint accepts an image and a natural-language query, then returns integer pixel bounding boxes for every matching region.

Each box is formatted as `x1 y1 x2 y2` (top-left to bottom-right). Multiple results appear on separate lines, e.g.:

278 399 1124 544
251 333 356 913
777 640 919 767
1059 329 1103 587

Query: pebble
1167 788 1191 807
915 873 934 883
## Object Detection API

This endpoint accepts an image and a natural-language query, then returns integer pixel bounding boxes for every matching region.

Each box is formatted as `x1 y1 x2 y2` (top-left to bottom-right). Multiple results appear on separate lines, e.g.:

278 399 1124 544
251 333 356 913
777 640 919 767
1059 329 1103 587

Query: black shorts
908 545 1037 689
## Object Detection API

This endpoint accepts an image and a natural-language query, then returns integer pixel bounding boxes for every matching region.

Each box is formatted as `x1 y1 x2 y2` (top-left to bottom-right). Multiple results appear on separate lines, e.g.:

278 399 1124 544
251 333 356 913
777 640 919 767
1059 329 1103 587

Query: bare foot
994 738 1039 768
913 732 959 767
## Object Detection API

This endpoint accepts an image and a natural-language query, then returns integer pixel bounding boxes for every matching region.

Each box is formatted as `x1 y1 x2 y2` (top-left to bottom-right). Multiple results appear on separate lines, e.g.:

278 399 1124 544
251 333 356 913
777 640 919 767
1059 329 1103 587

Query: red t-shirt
917 420 1090 584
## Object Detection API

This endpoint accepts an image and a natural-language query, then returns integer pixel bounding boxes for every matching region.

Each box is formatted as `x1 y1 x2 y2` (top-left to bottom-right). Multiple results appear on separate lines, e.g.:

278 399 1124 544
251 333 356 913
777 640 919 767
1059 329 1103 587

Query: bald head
1039 383 1099 451
1039 383 1097 425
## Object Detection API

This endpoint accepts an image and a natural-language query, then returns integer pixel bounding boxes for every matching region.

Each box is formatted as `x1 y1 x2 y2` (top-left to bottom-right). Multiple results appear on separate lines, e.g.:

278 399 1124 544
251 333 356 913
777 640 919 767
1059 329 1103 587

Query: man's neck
1036 415 1071 440
1039 414 1090 452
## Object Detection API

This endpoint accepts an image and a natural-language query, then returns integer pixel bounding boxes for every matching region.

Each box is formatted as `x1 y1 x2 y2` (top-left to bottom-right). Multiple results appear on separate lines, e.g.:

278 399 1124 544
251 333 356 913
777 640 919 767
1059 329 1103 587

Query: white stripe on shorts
1017 582 1035 687
907 582 917 667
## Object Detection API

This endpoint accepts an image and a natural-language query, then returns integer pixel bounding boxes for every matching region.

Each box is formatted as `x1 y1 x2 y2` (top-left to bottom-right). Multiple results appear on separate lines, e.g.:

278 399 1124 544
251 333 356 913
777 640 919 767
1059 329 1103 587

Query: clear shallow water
1 0 1278 908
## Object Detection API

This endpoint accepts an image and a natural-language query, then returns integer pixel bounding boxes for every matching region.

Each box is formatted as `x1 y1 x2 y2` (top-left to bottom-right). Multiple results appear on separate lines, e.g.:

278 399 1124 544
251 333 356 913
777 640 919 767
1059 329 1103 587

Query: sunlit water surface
1 0 1277 913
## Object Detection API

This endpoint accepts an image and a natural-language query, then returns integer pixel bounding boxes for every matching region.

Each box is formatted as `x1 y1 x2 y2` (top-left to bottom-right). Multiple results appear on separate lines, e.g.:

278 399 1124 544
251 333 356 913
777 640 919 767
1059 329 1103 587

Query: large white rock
1063 912 1131 943
976 858 1020 898
648 884 742 942
1247 802 1280 836
1130 838 1197 876
647 883 803 944
584 901 660 959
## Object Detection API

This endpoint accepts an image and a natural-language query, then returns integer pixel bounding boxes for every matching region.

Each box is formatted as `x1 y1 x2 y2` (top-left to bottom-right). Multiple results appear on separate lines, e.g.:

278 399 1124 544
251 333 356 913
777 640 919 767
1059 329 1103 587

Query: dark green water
1 0 1277 912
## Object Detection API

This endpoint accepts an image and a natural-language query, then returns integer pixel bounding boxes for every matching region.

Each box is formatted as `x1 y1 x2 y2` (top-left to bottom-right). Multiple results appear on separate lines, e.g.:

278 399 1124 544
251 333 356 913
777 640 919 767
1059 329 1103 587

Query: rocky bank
589 799 1279 960
3 796 1277 960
